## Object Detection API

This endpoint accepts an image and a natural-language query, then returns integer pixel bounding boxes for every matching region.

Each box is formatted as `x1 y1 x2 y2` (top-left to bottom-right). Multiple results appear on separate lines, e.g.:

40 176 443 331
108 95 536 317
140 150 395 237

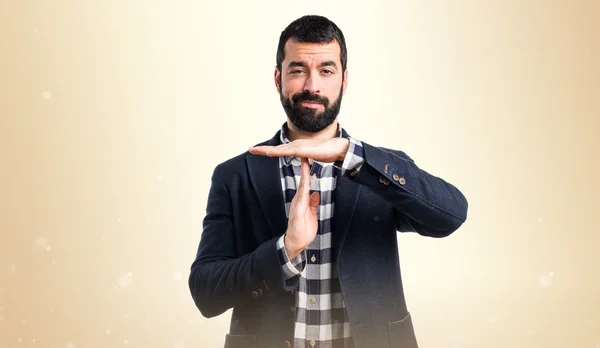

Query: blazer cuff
334 137 365 176
251 236 294 293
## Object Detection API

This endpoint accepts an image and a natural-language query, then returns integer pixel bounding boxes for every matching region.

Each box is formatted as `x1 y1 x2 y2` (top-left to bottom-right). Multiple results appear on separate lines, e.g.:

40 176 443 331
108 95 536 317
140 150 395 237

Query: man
189 15 468 348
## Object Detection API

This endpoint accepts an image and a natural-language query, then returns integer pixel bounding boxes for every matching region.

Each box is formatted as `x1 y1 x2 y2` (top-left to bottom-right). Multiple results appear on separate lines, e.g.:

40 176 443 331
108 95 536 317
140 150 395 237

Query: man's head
274 15 348 133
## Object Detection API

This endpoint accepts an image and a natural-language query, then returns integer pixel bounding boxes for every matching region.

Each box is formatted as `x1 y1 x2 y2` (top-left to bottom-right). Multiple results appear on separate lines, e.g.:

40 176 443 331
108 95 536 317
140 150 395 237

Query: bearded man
189 14 469 348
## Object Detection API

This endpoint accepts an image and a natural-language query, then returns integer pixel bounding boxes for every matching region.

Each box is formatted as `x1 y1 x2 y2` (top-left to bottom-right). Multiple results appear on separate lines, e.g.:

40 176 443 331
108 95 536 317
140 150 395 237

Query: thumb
308 191 320 216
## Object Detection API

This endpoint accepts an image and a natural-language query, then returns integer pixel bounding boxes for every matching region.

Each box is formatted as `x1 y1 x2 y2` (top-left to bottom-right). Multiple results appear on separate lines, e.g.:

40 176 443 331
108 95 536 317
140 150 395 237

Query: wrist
284 234 303 260
337 138 350 162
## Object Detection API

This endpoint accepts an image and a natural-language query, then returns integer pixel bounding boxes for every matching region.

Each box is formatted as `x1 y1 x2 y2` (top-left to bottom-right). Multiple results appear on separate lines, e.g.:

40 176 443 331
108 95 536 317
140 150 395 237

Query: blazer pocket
388 312 419 348
224 334 257 348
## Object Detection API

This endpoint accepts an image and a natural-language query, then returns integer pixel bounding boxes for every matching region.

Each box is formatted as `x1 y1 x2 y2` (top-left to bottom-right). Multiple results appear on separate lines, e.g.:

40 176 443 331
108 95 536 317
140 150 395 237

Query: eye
290 69 305 74
322 69 334 74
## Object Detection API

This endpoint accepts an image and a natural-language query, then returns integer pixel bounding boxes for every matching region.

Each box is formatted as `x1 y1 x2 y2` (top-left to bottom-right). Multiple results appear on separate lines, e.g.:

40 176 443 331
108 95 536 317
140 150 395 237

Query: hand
283 158 320 259
249 137 350 163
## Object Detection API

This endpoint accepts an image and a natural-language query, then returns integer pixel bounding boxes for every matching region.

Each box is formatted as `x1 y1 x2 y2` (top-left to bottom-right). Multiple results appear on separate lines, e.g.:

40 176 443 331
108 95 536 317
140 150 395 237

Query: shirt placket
306 162 321 348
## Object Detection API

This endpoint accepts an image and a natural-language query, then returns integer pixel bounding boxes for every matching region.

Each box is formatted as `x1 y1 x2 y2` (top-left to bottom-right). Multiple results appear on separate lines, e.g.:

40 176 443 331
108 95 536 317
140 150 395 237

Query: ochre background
1 1 599 347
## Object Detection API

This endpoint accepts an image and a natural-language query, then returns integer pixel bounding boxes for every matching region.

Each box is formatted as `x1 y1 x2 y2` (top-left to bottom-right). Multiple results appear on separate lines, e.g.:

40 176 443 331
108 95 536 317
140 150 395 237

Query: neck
285 119 339 142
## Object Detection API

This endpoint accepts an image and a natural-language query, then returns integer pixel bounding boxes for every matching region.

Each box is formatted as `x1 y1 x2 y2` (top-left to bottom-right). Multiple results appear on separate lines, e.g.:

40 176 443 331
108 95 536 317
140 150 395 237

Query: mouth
299 101 323 107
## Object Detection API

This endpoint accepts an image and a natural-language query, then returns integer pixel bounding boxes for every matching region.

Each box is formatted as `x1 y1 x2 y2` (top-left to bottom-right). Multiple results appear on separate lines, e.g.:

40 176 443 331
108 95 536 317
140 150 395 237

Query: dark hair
276 15 348 73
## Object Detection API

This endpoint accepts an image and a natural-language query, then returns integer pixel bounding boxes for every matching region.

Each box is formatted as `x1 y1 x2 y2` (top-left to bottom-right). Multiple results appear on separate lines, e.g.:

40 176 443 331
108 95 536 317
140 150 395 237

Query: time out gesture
248 137 351 259
249 137 350 163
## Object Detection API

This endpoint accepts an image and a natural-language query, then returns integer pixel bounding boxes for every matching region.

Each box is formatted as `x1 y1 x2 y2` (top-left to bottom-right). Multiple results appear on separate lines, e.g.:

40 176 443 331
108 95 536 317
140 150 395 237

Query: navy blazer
189 128 468 348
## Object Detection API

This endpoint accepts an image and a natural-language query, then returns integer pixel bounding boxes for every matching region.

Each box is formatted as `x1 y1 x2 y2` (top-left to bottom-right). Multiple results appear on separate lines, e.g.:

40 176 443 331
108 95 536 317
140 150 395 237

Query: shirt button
311 173 317 180
310 297 317 304
398 177 406 185
283 339 291 348
309 339 316 346
310 254 316 263
251 290 258 298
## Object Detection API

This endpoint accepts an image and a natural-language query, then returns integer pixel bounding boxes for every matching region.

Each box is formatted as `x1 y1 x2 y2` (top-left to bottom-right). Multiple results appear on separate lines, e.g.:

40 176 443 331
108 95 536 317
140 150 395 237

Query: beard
279 86 343 133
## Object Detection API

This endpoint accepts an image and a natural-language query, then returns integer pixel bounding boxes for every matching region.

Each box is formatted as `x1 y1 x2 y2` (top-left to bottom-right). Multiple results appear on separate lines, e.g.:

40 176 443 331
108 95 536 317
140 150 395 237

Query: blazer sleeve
348 140 469 237
188 165 288 318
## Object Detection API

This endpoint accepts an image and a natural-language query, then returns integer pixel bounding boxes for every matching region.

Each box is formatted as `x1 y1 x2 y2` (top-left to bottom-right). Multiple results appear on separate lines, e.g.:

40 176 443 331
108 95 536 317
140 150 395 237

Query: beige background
1 0 599 347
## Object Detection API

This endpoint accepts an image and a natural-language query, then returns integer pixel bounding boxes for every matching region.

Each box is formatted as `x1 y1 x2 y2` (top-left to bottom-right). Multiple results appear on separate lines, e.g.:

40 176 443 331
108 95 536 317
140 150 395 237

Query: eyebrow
287 60 338 69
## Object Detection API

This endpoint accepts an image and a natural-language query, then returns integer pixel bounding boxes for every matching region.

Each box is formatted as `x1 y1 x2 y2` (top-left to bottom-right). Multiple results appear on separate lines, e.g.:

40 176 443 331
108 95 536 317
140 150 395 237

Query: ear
274 67 281 93
342 68 349 95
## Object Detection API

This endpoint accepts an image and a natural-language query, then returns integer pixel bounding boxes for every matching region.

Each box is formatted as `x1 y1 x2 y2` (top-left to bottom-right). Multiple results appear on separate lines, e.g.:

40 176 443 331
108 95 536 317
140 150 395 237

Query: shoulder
211 130 280 176
213 150 249 176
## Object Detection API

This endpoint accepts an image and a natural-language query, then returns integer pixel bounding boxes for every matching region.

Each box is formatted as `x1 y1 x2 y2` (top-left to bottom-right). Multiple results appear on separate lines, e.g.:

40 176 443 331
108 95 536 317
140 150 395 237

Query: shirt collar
279 122 344 165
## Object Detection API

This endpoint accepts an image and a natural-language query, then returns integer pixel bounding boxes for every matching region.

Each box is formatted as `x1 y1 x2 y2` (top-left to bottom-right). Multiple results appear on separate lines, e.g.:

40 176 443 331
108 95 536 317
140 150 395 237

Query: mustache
292 91 329 106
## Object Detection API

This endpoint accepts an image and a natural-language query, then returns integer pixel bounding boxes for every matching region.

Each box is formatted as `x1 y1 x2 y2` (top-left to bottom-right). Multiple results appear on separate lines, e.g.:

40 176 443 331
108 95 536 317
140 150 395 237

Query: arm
188 165 288 318
335 138 468 237
249 136 469 238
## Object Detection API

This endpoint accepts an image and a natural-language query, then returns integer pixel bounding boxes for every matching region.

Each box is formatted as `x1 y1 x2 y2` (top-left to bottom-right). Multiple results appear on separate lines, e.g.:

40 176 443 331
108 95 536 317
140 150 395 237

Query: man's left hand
249 138 350 163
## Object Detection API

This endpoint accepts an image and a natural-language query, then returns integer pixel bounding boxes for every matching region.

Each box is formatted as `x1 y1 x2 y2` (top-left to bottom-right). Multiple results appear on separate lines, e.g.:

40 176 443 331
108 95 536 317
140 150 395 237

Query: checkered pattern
275 123 365 348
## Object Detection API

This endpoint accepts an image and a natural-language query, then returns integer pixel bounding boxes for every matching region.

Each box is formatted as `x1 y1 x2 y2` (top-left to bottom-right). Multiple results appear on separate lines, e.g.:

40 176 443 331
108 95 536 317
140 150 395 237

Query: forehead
283 39 341 66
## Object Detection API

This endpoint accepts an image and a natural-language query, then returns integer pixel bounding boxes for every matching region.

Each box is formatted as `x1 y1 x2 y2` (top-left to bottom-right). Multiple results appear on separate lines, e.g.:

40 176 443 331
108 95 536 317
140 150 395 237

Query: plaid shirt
275 123 365 348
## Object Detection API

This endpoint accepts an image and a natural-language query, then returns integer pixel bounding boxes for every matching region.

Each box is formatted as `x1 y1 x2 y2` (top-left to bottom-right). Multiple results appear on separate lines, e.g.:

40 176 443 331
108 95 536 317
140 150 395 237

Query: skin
248 38 352 259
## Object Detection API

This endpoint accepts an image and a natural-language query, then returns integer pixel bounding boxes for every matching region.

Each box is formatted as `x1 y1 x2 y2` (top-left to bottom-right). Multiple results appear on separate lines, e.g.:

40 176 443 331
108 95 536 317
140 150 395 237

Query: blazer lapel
332 127 361 263
246 131 288 238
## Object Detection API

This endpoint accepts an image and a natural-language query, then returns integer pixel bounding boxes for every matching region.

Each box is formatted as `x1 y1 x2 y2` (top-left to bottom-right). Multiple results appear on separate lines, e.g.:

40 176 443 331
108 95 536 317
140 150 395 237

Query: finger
301 157 312 193
308 191 320 217
295 158 310 205
250 144 297 158
248 146 274 156
248 146 262 155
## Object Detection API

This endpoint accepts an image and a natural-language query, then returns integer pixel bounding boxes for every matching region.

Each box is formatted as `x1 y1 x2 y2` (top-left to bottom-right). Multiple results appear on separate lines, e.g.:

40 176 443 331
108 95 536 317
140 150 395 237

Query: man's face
275 39 348 133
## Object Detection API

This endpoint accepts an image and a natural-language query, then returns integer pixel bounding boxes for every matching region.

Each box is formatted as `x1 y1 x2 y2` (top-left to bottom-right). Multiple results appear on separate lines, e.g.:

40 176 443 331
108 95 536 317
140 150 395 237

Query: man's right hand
284 158 320 260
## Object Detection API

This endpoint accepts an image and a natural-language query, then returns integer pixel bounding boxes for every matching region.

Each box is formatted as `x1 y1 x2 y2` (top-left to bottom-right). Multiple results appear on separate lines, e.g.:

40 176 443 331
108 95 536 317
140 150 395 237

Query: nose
303 73 321 95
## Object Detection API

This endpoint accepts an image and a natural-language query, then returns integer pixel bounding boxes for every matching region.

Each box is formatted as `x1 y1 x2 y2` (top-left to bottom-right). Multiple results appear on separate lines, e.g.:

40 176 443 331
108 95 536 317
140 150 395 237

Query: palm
249 138 349 163
289 139 340 163
284 158 321 258
302 195 319 237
